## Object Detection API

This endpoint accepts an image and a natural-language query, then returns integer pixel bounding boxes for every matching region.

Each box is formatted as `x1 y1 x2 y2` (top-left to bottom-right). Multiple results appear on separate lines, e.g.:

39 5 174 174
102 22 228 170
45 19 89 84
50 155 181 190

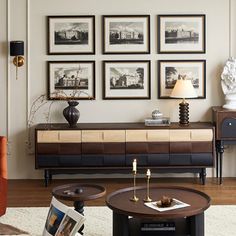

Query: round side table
52 183 106 235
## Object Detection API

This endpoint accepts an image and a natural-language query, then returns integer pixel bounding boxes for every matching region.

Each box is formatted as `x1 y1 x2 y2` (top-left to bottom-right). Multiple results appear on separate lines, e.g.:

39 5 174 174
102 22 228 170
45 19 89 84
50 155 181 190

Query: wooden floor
7 177 236 207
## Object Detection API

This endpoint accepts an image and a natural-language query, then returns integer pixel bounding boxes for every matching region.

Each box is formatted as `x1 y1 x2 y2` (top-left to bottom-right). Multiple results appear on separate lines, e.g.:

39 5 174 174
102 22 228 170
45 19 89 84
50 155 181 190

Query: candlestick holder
130 171 139 202
143 175 152 202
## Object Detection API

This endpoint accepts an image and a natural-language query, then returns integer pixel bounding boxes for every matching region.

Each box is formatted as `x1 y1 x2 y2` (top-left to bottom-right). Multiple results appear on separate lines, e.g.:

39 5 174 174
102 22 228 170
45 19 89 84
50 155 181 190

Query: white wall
0 0 235 179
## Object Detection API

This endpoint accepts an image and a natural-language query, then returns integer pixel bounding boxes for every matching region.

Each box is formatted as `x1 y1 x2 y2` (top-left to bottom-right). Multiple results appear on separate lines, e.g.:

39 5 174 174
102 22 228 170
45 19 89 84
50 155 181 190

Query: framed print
48 15 95 54
103 60 150 99
103 15 150 54
48 61 95 100
158 60 206 99
158 15 206 53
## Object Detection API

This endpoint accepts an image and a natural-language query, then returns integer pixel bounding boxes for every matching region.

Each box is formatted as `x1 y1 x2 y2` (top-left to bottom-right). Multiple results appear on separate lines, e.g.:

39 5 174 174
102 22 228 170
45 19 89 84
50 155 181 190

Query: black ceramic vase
63 101 80 127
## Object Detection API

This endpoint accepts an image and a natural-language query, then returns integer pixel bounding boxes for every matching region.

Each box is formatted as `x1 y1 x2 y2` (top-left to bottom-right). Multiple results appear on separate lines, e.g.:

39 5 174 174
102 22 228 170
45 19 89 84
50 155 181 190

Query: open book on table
43 197 85 236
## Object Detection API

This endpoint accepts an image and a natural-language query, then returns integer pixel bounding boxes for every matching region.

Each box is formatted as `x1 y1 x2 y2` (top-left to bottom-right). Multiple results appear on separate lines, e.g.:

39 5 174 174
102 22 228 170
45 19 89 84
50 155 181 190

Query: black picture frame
48 61 95 100
158 14 206 54
158 60 206 99
103 15 150 54
48 15 95 55
103 60 151 99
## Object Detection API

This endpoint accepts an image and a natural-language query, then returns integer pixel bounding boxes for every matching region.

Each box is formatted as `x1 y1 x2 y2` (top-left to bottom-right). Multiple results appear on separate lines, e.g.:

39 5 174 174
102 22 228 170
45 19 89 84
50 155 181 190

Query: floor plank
7 177 236 207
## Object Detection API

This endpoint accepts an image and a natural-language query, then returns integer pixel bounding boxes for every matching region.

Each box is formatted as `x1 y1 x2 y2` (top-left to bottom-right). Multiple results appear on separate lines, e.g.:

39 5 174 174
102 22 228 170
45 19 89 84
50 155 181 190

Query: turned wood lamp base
179 100 189 125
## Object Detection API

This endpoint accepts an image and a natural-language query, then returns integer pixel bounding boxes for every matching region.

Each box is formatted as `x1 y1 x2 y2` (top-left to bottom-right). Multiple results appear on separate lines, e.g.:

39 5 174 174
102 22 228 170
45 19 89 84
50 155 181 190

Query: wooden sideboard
212 106 236 184
35 122 215 186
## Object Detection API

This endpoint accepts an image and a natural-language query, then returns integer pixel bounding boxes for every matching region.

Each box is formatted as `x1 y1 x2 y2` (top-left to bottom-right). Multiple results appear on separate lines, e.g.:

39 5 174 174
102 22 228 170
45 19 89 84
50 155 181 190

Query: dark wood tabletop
52 183 106 202
106 185 210 220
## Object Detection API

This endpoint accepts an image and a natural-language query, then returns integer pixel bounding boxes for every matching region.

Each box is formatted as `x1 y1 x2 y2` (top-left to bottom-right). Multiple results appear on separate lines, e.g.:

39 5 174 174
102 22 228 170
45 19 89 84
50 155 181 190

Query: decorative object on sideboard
145 109 170 126
221 57 236 109
10 41 24 80
63 101 80 127
170 75 197 125
27 90 92 152
152 109 163 119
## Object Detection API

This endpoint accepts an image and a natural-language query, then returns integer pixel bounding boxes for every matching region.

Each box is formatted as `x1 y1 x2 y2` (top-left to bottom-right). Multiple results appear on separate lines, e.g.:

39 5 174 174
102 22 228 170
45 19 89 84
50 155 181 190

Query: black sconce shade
10 41 24 56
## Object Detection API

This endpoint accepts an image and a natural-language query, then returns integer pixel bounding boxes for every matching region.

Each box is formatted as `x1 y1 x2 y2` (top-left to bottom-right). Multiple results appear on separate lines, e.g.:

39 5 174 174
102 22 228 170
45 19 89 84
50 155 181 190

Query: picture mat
104 17 149 53
105 62 149 98
160 61 205 97
145 198 190 212
49 62 94 99
49 17 94 53
160 16 204 52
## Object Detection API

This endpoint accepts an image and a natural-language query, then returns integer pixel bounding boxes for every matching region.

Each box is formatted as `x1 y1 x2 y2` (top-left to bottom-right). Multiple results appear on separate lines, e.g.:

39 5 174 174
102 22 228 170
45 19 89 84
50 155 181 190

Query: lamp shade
10 41 24 56
170 79 197 98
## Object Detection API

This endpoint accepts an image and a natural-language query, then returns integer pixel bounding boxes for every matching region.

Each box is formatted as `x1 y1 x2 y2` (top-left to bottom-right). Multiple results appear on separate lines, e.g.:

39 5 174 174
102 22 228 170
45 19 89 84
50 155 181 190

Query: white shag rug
0 206 236 236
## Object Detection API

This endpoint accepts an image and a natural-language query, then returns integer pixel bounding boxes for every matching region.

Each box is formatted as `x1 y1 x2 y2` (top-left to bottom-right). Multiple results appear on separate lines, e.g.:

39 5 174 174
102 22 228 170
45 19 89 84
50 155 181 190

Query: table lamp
170 76 197 125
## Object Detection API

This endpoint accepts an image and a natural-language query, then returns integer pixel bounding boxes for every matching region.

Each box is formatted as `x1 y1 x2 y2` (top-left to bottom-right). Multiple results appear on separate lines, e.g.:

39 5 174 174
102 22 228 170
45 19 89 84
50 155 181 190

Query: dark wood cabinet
35 122 215 186
212 106 236 184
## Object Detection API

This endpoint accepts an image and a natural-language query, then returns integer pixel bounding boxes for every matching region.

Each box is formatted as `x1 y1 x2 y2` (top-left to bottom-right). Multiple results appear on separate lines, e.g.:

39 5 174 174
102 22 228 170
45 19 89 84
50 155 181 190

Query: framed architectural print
103 60 151 99
48 15 95 54
158 15 206 53
103 15 150 54
158 60 206 99
48 61 95 100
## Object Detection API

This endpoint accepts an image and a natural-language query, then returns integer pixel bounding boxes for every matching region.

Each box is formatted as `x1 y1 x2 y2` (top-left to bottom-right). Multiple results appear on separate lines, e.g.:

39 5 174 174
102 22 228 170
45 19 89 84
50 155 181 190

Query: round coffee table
106 186 210 236
52 183 106 235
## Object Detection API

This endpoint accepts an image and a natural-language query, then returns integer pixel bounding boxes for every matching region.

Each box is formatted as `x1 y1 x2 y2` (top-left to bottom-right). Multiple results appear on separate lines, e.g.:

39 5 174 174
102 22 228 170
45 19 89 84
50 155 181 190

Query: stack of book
140 222 175 236
144 117 170 126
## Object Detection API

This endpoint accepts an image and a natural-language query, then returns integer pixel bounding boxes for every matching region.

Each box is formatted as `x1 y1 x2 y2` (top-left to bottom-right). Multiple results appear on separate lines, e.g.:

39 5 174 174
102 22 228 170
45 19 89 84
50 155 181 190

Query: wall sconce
10 41 24 80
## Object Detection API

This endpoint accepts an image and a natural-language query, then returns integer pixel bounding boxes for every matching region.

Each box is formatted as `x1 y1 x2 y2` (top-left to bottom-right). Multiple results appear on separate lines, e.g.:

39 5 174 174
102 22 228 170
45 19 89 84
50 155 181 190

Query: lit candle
132 159 137 172
146 169 151 177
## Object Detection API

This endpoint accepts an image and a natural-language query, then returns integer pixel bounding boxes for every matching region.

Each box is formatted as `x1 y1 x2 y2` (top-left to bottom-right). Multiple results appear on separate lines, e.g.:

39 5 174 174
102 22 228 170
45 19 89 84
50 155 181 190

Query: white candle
147 169 151 177
132 159 137 172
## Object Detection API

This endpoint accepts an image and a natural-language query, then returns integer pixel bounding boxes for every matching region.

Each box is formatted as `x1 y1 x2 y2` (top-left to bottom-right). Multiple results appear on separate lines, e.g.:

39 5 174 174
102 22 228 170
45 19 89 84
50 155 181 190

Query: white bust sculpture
221 57 236 109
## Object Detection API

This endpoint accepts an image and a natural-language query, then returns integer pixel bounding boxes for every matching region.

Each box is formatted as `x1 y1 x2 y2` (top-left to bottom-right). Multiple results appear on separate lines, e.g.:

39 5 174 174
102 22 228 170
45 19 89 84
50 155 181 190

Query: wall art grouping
103 60 151 99
103 15 150 54
48 61 95 100
48 15 95 54
47 14 206 100
158 15 206 54
158 60 206 99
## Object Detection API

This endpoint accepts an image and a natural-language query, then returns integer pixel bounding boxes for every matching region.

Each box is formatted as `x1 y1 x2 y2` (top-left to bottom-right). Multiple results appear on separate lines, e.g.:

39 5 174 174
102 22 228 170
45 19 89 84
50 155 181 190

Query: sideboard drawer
221 118 236 138
82 131 103 142
59 131 81 143
147 130 170 142
82 130 125 142
126 130 170 142
37 131 59 143
191 129 213 141
103 130 125 142
126 130 147 142
170 130 191 142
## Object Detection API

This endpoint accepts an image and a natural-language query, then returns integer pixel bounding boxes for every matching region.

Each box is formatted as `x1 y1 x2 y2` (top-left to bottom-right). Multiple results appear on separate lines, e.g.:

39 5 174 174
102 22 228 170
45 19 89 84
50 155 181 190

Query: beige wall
0 0 235 178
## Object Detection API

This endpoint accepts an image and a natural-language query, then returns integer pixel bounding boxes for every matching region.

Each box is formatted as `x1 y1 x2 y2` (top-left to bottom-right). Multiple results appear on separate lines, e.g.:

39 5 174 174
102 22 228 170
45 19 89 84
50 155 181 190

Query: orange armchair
0 136 7 216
